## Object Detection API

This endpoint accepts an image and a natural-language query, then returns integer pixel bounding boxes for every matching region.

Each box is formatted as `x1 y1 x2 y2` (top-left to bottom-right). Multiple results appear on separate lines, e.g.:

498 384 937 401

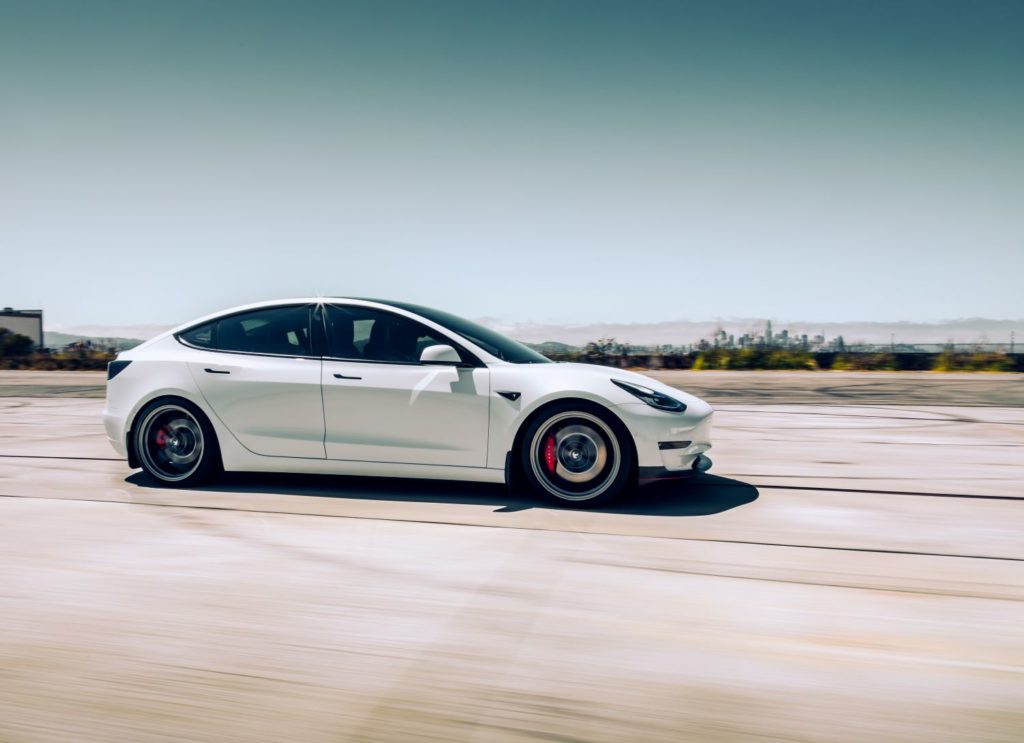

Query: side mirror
419 344 462 365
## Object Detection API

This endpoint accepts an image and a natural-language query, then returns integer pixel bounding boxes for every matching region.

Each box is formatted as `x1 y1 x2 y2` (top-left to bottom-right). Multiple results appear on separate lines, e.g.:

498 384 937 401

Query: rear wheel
520 402 635 508
134 399 220 487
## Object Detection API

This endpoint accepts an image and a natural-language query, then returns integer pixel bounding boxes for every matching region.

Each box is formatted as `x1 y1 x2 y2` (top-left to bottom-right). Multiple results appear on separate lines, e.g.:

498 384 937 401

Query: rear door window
215 306 313 356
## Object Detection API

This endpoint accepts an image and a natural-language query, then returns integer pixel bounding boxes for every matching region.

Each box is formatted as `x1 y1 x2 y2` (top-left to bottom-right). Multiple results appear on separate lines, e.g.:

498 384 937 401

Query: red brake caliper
155 426 169 447
543 434 557 475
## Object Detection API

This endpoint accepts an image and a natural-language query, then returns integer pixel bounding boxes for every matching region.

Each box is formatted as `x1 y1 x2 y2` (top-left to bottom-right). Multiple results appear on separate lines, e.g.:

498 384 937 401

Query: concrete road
0 371 1022 742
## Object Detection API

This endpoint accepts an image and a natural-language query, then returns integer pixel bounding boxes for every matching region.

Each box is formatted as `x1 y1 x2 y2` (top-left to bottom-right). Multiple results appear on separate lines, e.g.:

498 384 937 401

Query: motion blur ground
0 371 1022 742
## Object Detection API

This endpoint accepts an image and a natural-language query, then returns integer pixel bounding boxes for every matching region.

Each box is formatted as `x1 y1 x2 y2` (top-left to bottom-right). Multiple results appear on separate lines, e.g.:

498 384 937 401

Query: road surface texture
0 370 1021 742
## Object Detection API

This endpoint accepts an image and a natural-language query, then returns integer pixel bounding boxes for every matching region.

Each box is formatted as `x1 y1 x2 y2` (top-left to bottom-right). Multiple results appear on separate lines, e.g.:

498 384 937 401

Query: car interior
216 309 311 356
332 311 445 363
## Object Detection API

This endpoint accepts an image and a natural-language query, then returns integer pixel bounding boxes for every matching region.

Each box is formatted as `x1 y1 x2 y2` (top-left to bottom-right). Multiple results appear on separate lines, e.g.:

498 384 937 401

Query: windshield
384 301 552 364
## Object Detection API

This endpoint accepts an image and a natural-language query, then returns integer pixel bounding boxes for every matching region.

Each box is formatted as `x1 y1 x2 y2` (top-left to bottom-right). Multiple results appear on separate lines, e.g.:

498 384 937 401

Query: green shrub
689 348 816 370
933 351 1014 372
832 353 898 371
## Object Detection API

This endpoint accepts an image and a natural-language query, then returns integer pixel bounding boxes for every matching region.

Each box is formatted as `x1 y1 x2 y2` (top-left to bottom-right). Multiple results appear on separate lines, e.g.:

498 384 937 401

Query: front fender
485 365 637 470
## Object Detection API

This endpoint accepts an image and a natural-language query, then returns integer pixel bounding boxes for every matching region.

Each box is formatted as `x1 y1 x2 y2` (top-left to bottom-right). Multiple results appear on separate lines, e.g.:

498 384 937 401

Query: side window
179 322 215 349
216 306 312 356
325 305 458 364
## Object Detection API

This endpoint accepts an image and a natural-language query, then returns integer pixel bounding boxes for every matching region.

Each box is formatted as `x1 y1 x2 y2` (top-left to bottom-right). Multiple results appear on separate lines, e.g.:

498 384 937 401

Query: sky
2 0 1022 329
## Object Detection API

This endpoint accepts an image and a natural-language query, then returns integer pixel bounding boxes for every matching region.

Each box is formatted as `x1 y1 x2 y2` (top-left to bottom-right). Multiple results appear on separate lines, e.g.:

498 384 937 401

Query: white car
104 298 713 507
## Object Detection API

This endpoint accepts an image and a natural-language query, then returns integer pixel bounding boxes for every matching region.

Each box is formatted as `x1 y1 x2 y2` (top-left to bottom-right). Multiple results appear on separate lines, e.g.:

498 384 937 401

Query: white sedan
104 298 713 507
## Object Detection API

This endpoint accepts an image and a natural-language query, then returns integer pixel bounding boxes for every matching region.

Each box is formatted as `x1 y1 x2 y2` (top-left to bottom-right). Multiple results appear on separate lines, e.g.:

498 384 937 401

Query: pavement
0 370 1022 742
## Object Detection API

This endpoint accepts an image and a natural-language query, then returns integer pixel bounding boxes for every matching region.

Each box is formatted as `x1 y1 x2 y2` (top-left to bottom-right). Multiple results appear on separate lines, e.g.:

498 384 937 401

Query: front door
320 304 490 467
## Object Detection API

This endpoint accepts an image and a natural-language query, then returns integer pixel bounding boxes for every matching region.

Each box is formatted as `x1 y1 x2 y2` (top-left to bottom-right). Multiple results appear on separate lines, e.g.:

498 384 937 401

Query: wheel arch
505 396 637 489
125 393 219 470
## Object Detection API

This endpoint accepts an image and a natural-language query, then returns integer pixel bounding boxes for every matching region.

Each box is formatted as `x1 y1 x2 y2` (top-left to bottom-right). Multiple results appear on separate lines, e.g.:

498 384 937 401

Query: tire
133 398 221 487
519 401 636 508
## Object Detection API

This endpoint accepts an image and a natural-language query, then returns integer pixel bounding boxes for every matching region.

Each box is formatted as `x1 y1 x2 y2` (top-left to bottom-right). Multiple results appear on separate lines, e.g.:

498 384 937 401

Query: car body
104 298 713 506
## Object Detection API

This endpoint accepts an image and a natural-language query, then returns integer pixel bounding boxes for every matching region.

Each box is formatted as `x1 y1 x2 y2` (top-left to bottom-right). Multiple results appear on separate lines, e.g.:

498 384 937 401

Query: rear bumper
103 409 128 457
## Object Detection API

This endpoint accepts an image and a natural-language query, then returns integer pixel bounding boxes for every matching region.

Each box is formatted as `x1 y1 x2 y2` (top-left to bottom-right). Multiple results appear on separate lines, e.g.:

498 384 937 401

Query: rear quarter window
178 322 215 349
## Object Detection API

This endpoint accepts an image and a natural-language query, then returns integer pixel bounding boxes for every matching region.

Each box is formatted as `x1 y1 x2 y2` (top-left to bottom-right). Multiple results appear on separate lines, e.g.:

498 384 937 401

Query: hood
523 361 710 410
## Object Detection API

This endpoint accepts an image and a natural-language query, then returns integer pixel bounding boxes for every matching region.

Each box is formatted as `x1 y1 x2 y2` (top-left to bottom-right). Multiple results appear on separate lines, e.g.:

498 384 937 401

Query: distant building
0 308 43 348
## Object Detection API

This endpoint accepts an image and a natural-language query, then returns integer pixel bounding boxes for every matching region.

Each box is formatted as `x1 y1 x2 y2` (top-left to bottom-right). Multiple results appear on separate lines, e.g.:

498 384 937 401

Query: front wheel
520 402 636 508
134 399 221 487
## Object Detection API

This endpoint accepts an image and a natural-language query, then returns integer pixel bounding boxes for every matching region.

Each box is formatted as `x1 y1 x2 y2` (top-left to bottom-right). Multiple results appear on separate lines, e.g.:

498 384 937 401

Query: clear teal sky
3 1 1022 326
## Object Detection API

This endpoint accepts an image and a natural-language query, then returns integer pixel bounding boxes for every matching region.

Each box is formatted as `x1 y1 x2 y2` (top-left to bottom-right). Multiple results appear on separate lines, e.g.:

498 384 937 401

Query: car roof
176 297 401 328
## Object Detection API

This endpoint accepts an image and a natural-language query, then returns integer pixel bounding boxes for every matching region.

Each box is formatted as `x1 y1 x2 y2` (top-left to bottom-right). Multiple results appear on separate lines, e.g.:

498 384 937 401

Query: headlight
611 378 687 413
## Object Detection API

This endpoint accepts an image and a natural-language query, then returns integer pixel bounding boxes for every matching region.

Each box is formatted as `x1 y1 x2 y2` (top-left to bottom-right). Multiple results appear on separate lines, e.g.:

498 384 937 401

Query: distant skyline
3 1 1022 326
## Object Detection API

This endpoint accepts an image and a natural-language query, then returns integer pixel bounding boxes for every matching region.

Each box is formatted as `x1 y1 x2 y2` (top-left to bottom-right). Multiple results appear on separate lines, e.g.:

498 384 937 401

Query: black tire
132 398 221 487
519 400 636 508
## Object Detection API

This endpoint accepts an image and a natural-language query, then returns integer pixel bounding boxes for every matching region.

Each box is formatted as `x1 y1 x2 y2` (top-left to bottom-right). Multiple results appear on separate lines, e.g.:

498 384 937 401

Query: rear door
320 303 490 466
183 304 325 458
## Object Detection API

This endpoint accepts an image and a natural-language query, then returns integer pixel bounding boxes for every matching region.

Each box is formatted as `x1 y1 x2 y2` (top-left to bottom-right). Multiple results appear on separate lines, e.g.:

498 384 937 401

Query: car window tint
216 306 311 356
326 305 456 364
179 322 215 349
380 300 551 363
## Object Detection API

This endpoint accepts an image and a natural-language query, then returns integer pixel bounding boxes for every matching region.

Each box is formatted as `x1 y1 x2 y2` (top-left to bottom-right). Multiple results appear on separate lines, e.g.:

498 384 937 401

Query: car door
320 303 490 467
183 304 326 458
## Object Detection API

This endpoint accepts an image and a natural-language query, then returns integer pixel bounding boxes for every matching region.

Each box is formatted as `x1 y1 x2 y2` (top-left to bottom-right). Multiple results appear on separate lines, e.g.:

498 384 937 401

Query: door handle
204 368 231 375
333 373 362 380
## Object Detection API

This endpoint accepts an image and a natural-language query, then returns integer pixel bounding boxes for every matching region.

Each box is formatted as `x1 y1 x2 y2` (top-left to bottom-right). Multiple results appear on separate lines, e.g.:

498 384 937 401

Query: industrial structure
0 308 43 349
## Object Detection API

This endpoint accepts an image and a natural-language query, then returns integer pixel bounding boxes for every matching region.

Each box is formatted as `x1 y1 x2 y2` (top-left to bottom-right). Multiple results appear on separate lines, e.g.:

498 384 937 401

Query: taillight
107 360 132 380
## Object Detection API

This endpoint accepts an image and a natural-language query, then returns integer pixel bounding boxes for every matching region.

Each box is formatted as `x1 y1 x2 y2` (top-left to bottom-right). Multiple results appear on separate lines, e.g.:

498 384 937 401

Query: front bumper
615 401 713 473
639 453 712 483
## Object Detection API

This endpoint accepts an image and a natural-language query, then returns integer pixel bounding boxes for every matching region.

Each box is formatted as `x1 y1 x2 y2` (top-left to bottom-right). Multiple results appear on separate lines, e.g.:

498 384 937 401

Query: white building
0 308 44 348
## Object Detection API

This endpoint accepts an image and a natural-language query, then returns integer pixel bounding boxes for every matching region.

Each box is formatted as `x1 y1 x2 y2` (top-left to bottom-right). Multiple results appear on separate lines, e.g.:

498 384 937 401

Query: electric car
104 298 713 507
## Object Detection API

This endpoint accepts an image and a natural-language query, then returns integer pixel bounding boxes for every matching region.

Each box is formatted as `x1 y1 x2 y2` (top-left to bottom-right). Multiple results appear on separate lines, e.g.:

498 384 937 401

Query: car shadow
125 471 758 517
